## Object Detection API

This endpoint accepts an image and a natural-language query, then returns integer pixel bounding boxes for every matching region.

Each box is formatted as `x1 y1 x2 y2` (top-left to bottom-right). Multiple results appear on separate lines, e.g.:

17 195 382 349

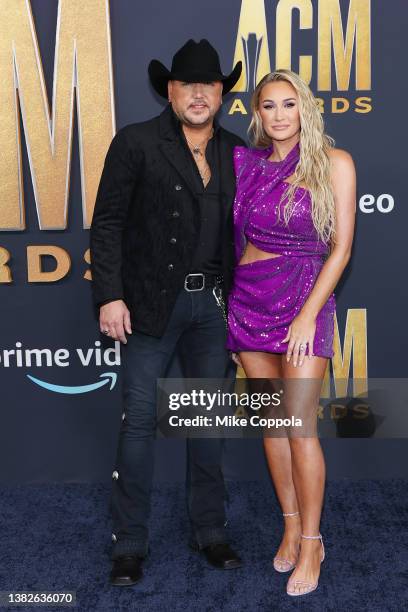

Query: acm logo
228 0 372 116
232 0 371 91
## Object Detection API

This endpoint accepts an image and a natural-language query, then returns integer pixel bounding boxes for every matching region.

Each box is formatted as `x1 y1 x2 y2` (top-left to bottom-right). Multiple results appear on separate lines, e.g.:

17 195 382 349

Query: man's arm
90 127 141 307
90 127 143 343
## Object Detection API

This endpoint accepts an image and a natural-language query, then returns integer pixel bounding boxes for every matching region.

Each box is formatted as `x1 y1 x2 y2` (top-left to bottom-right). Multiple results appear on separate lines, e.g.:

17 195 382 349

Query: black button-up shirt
172 111 223 276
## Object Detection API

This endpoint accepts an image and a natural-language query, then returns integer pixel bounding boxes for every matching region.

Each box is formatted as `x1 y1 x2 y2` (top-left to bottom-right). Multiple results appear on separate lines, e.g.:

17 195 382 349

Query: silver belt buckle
184 272 205 292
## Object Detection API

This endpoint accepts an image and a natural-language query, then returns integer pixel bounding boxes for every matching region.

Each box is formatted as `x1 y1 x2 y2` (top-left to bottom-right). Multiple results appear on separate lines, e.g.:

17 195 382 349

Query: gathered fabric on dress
226 143 335 358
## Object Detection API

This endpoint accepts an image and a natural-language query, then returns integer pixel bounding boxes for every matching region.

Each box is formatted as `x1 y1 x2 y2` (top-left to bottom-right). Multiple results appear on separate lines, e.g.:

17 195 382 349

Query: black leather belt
183 273 223 292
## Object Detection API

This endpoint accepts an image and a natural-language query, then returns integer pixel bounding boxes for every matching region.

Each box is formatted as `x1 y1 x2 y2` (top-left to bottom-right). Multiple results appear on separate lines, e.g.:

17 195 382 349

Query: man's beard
174 104 213 128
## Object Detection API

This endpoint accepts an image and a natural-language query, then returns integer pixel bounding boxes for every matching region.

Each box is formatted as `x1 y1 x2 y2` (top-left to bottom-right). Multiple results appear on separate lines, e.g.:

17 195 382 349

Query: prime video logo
0 340 120 395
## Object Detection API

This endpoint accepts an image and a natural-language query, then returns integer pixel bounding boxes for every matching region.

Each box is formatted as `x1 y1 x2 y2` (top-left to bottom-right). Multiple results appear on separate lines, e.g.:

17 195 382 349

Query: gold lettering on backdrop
353 403 369 419
27 245 71 282
275 0 313 84
323 309 368 397
315 97 325 112
228 99 248 115
231 0 271 92
318 0 371 91
0 247 12 282
232 0 371 92
332 97 350 113
355 96 372 113
83 248 91 281
0 0 115 231
330 403 347 419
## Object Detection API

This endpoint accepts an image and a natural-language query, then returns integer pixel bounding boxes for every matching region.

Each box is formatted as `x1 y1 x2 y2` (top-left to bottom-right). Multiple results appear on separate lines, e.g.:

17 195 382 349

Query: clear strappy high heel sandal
273 511 300 573
286 533 325 596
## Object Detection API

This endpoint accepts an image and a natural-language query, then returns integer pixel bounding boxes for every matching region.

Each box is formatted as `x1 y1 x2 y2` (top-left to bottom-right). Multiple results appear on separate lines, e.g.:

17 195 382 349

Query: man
90 39 245 586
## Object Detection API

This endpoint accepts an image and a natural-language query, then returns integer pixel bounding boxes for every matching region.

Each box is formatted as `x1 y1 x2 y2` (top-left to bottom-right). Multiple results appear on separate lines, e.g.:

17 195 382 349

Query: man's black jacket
90 104 245 337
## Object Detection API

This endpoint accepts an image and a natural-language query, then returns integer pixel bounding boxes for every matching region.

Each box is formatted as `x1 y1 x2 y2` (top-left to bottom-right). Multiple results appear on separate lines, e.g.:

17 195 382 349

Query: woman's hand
281 312 316 367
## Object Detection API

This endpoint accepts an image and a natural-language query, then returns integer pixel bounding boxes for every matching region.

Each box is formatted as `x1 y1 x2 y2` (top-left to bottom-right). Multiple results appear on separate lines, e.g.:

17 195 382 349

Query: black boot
192 542 242 570
109 555 143 586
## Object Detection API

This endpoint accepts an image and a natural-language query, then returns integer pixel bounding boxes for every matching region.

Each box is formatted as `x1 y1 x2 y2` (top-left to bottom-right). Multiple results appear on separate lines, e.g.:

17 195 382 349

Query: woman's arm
284 148 357 366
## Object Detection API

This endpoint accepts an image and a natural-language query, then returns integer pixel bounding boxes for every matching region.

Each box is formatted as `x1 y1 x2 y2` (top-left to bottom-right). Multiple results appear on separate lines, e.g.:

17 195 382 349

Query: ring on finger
103 329 110 335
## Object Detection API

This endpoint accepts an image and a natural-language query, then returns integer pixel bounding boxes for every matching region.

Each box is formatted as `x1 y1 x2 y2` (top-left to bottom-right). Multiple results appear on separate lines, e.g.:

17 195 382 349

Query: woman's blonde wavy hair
248 69 336 244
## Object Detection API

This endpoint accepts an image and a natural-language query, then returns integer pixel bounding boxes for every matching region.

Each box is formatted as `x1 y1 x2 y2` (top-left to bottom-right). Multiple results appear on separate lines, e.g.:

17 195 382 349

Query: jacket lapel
158 105 198 196
159 141 198 196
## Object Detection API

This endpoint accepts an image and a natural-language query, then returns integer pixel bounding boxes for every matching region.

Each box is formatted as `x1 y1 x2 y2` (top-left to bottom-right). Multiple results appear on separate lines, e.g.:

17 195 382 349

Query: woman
226 69 356 596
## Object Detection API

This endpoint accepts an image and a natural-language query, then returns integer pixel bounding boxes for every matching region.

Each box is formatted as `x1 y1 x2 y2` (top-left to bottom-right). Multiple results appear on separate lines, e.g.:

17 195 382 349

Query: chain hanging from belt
212 283 228 330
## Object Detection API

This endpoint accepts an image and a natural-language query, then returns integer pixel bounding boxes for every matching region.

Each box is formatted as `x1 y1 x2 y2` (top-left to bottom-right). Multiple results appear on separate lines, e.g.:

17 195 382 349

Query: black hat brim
148 59 242 98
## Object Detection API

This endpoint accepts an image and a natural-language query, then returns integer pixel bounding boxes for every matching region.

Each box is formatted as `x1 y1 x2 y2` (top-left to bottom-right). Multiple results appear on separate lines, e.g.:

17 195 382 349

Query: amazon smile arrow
26 372 117 394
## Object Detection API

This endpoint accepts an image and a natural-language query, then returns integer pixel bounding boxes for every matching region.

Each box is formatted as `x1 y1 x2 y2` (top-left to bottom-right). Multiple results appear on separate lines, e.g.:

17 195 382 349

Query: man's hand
100 300 132 344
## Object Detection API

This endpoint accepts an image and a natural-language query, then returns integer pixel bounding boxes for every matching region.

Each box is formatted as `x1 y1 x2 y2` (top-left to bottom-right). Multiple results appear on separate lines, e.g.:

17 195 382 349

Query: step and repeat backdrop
0 0 407 482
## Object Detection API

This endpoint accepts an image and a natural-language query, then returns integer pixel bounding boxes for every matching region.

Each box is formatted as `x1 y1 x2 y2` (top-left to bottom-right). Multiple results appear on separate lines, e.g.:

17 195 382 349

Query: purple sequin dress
226 143 335 358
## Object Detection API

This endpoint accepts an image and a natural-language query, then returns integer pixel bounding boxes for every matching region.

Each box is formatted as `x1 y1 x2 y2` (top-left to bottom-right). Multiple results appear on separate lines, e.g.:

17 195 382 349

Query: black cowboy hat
148 39 242 98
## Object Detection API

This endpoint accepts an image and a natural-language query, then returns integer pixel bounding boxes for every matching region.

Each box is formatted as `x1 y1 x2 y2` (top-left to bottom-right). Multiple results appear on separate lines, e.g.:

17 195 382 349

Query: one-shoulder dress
226 143 335 359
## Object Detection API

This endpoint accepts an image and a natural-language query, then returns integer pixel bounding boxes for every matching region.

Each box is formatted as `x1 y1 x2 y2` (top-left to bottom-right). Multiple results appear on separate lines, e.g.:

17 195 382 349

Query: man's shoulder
114 114 161 144
217 124 246 148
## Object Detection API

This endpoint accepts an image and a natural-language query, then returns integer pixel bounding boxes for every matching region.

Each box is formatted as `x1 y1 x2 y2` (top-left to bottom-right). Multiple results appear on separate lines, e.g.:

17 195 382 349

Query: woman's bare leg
239 351 302 570
282 356 327 595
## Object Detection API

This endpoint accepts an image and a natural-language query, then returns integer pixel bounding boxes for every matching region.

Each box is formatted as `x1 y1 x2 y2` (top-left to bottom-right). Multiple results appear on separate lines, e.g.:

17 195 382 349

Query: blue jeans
110 287 235 559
